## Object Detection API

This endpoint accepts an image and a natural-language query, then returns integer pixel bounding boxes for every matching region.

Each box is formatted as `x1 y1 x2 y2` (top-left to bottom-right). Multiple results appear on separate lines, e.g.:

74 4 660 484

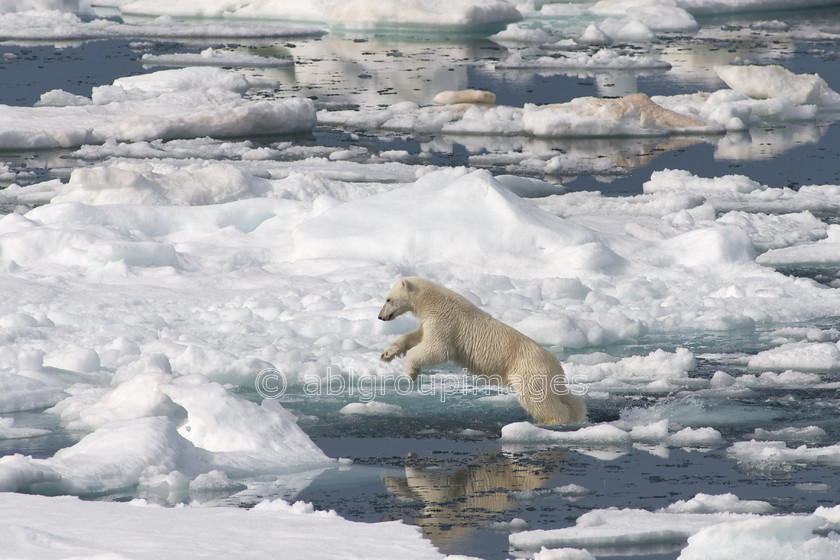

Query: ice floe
104 0 522 35
509 498 840 556
0 375 332 495
0 9 325 41
141 47 295 68
0 67 315 149
0 492 448 560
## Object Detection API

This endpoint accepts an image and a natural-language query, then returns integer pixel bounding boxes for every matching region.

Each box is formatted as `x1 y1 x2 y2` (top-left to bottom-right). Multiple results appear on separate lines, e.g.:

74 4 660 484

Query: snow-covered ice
510 501 840 557
103 0 522 35
141 47 295 69
0 67 315 149
0 492 449 560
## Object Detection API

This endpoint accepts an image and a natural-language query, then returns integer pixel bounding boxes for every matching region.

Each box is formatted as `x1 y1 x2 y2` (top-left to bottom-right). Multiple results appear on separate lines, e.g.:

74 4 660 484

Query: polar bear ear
401 278 415 293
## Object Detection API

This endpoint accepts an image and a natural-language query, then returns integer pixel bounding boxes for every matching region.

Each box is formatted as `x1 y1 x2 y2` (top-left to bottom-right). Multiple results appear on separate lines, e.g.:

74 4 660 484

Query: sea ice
728 439 840 469
142 47 295 68
715 64 840 108
0 375 332 495
678 514 840 559
510 500 840 556
0 9 325 41
0 67 315 149
508 507 755 551
110 0 522 35
661 492 774 514
0 492 449 560
339 401 404 415
496 49 672 70
500 422 633 448
747 341 840 372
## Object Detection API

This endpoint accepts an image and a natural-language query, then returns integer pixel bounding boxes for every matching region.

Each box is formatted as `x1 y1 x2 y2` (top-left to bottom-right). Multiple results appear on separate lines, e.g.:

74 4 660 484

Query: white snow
339 401 404 415
678 514 840 559
0 67 315 149
108 0 522 34
728 439 840 469
661 492 774 514
747 341 840 372
500 422 633 448
510 500 840 555
0 492 448 560
0 9 325 41
0 376 332 495
716 64 840 108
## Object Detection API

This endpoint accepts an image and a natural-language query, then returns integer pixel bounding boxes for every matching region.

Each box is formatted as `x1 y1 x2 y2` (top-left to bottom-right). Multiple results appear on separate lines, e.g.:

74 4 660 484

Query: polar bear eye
386 298 391 303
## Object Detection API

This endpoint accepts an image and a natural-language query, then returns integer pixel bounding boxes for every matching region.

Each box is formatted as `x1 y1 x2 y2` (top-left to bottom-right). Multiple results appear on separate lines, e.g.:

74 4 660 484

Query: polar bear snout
378 301 397 321
378 308 395 321
378 295 404 321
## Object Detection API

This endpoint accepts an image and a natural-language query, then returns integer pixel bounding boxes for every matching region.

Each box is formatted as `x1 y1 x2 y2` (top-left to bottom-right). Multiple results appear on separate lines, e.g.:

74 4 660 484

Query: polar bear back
409 278 560 382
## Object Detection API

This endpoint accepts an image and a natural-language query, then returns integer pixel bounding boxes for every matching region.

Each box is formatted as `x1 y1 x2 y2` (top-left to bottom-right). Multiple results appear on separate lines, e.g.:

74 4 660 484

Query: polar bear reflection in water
383 447 567 553
378 277 586 426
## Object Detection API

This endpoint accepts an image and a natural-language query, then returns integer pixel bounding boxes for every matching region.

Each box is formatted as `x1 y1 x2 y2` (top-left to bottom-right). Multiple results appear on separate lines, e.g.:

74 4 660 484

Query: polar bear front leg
404 341 446 381
381 325 424 362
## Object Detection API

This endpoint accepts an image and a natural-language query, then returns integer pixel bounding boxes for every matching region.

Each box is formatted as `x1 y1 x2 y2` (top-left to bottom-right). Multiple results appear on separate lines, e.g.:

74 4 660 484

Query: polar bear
378 277 586 425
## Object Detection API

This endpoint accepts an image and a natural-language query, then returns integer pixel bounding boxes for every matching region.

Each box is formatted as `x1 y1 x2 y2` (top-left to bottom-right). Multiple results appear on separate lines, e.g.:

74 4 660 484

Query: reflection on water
383 448 566 554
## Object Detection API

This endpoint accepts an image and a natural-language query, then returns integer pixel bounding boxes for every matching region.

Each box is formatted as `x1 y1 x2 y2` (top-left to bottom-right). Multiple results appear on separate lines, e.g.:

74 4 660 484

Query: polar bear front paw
381 345 402 362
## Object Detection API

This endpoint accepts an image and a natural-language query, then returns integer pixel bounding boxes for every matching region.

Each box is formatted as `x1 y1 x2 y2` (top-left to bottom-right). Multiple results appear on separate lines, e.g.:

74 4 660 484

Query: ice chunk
578 24 612 46
747 341 840 372
534 547 597 560
591 2 699 33
661 493 773 514
30 416 202 495
749 426 827 442
715 64 840 108
433 89 496 105
339 401 404 415
728 440 840 469
523 94 709 138
159 378 330 471
509 507 755 551
142 47 294 68
500 422 633 448
678 514 840 559
667 426 725 447
567 348 696 383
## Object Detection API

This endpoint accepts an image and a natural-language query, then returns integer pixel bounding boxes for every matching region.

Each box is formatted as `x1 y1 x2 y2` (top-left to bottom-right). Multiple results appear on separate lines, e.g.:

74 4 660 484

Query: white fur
378 277 586 425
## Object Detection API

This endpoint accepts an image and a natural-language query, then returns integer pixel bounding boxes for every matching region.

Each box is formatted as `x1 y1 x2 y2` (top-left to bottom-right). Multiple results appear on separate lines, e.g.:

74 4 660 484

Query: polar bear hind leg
509 372 586 425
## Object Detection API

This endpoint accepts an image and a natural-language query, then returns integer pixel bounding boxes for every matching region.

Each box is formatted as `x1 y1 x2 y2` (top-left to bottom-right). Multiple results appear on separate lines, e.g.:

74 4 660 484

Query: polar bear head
378 278 417 321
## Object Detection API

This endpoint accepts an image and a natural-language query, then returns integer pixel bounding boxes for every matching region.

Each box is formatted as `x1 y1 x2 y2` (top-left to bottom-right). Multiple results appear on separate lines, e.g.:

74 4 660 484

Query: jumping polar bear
378 277 586 425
